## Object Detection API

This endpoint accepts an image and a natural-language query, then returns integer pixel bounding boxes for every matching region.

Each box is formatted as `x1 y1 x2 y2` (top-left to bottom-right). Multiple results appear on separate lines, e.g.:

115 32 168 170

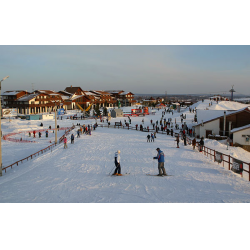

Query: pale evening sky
1 45 250 95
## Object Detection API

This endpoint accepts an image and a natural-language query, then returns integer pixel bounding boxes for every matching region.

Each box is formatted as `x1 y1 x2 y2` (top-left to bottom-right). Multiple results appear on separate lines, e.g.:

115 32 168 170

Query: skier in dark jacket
199 137 204 152
113 150 121 176
71 134 74 144
147 134 150 142
183 134 187 146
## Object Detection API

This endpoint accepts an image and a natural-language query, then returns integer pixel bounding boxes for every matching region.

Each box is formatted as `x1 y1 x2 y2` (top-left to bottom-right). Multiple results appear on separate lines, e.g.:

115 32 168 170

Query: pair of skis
109 173 173 177
146 174 173 177
110 173 130 176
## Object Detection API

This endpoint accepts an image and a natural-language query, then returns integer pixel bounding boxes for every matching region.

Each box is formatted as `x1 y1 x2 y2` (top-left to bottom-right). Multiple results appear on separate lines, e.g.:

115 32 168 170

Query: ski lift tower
229 85 235 101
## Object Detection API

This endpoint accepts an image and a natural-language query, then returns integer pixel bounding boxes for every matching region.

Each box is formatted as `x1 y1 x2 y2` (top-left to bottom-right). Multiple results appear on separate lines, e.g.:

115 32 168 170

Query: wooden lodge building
2 86 136 115
64 87 117 110
2 90 67 114
63 87 135 110
105 90 136 106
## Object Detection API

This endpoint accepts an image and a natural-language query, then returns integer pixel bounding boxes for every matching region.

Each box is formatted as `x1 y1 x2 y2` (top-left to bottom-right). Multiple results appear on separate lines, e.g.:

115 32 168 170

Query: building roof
2 91 26 96
58 90 73 97
194 107 250 127
64 87 84 94
18 94 38 101
231 124 250 133
83 91 98 96
105 90 124 94
120 92 134 96
90 90 111 96
70 94 91 101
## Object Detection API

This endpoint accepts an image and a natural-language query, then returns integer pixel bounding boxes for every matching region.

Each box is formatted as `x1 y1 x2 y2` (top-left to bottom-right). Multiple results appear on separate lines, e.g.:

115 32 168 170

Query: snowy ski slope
1 100 250 202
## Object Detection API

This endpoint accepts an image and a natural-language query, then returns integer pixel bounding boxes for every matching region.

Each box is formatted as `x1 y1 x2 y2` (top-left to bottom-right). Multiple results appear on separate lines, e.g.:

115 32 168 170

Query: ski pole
109 166 115 175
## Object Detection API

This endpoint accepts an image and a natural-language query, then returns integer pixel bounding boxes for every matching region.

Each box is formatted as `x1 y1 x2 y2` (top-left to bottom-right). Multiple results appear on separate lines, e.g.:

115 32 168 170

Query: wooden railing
2 126 75 174
97 123 250 181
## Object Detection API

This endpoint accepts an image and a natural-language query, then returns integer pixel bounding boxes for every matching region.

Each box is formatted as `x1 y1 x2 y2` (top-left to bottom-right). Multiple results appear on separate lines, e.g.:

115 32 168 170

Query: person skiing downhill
113 150 121 176
153 148 167 176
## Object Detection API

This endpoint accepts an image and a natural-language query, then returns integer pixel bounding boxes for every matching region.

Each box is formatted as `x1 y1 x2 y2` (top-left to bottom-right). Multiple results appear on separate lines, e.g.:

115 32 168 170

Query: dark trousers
114 162 121 174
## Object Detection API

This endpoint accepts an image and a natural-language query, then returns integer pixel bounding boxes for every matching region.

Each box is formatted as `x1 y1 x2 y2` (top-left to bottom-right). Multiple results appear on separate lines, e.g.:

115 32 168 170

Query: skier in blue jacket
153 148 167 176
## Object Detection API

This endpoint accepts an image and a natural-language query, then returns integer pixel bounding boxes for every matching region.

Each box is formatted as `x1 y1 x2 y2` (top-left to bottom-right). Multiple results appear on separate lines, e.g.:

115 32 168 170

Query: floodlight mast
0 76 10 176
2 76 9 81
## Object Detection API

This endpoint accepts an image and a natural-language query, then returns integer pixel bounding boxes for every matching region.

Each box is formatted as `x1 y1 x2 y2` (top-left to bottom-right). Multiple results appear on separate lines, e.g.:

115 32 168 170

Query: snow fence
2 126 75 174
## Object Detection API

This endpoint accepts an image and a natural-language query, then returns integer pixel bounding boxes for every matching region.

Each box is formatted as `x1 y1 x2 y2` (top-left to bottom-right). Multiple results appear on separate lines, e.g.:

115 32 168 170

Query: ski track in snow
1 104 250 203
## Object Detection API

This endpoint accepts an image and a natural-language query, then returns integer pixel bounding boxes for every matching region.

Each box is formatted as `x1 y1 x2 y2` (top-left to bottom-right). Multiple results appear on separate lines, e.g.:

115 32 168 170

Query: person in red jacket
63 136 68 149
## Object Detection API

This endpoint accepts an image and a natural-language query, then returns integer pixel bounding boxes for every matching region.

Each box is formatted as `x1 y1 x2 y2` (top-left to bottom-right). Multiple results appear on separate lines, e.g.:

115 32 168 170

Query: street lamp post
55 103 57 145
0 76 9 176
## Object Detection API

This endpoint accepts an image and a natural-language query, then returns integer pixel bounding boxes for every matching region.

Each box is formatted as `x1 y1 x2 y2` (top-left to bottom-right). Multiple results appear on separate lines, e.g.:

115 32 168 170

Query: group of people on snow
147 132 156 142
109 107 204 176
112 147 167 177
62 123 97 149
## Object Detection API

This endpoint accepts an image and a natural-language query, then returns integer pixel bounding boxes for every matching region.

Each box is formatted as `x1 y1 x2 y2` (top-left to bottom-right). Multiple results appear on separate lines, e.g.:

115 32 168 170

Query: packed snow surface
1 101 250 203
193 99 249 111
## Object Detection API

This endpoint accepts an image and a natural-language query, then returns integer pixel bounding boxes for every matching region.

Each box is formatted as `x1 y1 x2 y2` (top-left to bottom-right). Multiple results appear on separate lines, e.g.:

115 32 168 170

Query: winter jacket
114 152 120 164
64 138 67 143
154 150 165 162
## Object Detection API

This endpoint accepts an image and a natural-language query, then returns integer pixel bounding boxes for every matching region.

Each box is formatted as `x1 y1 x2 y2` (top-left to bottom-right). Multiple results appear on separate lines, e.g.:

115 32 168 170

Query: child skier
153 148 167 176
113 150 121 176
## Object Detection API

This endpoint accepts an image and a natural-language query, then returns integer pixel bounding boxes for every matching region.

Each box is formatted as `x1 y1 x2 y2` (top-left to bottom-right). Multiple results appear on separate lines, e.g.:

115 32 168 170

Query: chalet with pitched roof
193 107 250 138
105 90 136 107
3 90 66 114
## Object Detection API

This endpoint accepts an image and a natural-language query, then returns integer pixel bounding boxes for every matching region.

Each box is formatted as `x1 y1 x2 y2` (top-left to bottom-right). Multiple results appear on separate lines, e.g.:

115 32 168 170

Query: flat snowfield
1 126 250 203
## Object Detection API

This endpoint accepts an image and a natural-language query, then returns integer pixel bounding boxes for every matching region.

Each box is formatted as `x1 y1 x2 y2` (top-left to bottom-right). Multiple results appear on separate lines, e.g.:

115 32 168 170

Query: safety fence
2 126 75 174
97 123 165 133
185 137 250 181
2 127 72 143
97 123 250 181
